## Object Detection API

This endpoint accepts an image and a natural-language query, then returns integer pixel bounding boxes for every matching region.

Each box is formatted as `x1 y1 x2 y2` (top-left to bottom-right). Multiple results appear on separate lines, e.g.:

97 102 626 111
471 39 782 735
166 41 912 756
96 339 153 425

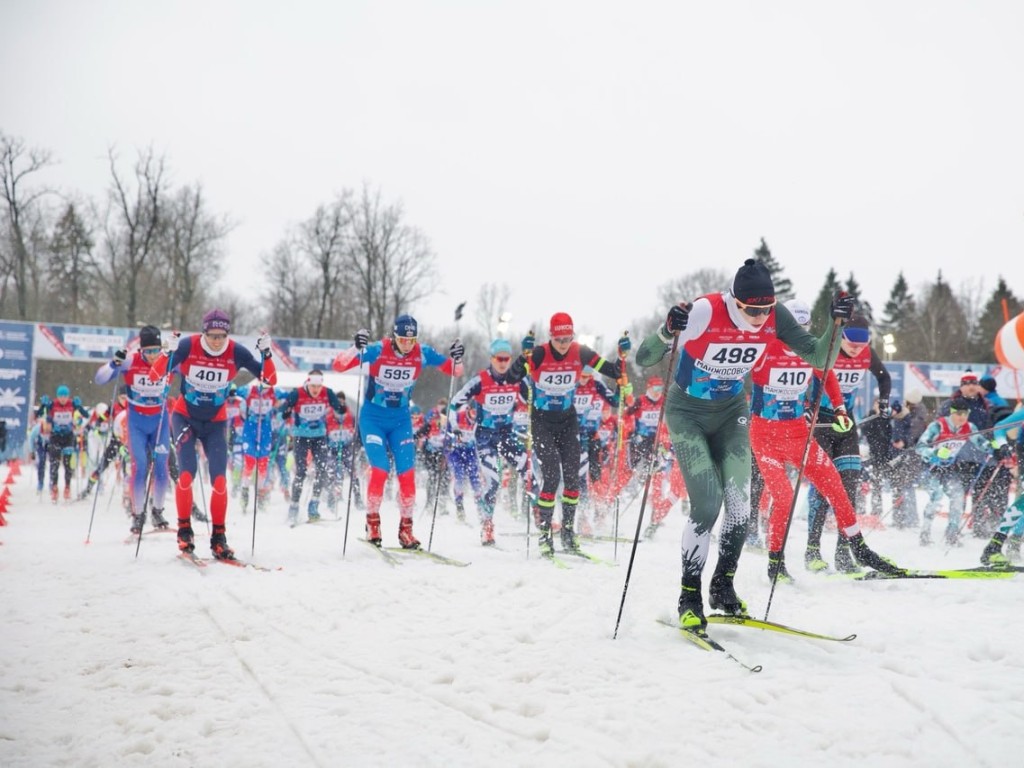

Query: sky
3 1 1023 348
3 463 1024 766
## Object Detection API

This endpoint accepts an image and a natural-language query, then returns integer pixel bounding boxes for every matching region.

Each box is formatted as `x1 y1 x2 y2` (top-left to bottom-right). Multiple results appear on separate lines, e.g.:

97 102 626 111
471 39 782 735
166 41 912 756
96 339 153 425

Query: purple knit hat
202 309 231 333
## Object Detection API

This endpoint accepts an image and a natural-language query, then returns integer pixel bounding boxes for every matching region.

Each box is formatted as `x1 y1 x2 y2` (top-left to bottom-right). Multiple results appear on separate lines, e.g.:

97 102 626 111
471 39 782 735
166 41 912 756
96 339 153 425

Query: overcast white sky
3 0 1023 347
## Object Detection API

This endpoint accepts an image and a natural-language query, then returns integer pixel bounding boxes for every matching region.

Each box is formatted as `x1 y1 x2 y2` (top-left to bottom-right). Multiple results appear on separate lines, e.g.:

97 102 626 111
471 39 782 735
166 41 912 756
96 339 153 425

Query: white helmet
784 299 812 327
95 402 109 416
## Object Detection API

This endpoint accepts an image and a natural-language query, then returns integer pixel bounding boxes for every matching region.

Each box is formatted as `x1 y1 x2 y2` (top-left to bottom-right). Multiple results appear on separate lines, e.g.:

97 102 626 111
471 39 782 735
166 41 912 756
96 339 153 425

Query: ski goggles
552 336 574 344
492 355 512 363
140 346 162 356
735 300 776 317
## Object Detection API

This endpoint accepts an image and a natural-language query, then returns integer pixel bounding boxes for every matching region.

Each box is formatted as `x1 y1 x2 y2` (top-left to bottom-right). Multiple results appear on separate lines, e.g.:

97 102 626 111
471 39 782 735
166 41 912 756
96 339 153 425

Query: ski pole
522 333 536 559
133 399 170 559
611 331 630 561
764 317 845 622
427 348 461 553
342 348 365 559
85 382 120 545
613 331 680 640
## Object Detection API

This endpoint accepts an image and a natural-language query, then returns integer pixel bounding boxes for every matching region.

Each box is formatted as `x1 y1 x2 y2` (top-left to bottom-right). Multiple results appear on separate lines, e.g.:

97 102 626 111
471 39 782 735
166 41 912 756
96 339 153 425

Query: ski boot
366 512 382 545
210 527 235 560
240 486 250 512
643 521 661 540
538 522 554 558
177 521 195 553
944 528 962 548
78 477 97 500
919 527 932 546
307 499 321 522
560 522 580 553
804 545 829 572
455 497 467 523
150 507 169 529
767 552 794 584
849 534 903 575
191 502 208 523
834 538 862 574
708 569 748 616
50 486 59 504
981 533 1009 567
481 518 495 547
63 486 71 502
287 504 299 527
129 512 146 535
398 516 420 550
678 577 707 632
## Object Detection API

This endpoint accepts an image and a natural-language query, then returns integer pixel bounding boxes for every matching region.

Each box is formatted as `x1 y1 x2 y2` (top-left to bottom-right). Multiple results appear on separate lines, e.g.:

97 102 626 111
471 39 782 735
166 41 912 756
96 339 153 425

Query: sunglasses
552 336 574 344
736 300 776 317
493 355 512 363
205 332 228 341
141 346 162 355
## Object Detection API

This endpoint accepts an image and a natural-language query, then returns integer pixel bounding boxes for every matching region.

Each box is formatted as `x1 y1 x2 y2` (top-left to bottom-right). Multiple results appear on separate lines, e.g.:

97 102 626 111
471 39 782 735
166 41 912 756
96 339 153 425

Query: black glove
354 329 370 351
664 303 690 335
877 400 892 419
617 334 631 355
449 339 465 363
112 348 127 366
830 291 857 321
995 443 1013 461
521 331 535 353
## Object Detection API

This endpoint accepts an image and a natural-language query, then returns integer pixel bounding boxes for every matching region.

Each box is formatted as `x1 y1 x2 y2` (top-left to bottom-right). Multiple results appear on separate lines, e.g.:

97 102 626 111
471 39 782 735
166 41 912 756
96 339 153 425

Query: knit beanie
202 309 231 333
489 338 513 356
731 259 775 306
138 325 161 348
979 376 997 393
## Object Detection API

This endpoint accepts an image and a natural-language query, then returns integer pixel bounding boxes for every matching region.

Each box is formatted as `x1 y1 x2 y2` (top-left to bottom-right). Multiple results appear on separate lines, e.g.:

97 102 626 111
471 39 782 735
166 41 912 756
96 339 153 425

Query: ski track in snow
1 472 1023 767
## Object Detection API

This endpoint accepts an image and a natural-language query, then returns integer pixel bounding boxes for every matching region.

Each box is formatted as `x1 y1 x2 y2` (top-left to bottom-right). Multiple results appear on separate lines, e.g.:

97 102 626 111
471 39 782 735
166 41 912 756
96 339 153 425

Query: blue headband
843 327 870 344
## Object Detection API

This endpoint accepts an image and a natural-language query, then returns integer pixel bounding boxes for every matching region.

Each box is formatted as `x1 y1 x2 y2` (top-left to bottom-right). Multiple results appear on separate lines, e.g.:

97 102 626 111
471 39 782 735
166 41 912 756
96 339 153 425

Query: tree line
3 131 1020 367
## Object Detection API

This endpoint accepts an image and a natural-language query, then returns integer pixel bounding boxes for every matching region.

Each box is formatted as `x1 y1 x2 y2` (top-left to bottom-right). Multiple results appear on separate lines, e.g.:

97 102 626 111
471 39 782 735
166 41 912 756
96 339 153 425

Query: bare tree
296 194 352 338
475 283 511 339
0 131 54 318
163 183 233 329
101 147 167 326
261 241 317 336
345 184 439 337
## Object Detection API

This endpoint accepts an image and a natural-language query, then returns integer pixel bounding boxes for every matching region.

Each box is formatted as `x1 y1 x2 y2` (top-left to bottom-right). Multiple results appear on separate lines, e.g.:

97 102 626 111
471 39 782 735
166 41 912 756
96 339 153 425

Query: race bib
697 343 766 380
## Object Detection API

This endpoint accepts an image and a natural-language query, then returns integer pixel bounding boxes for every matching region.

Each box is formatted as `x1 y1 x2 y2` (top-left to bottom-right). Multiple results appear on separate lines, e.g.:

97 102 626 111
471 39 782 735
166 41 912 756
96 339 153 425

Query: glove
620 382 634 400
255 331 273 360
354 329 370 350
40 395 52 407
993 442 1012 461
877 400 892 419
521 331 535 353
662 303 690 339
73 397 82 408
617 334 631 355
832 412 854 433
112 348 127 366
449 339 465 363
936 446 952 460
830 291 857 321
163 332 181 353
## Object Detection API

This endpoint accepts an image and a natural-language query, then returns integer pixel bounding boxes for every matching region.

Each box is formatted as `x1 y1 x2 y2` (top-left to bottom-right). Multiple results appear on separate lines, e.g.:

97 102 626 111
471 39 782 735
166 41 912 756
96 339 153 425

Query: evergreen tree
905 271 971 361
845 273 873 324
968 277 1022 362
46 203 96 324
753 238 794 302
810 269 842 334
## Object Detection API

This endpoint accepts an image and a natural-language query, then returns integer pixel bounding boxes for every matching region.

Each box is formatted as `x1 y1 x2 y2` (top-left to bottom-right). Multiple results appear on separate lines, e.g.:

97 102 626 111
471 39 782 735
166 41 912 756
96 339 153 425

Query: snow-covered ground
2 465 1022 768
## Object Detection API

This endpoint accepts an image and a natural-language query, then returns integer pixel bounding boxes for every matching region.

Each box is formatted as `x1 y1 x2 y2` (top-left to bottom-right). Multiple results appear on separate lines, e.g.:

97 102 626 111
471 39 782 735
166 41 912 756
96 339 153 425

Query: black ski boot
767 552 794 583
150 507 169 529
849 533 904 575
677 575 706 632
130 512 146 535
708 569 748 616
804 545 829 572
537 507 554 557
834 537 862 574
210 526 235 560
177 520 194 553
191 502 208 523
981 533 1009 567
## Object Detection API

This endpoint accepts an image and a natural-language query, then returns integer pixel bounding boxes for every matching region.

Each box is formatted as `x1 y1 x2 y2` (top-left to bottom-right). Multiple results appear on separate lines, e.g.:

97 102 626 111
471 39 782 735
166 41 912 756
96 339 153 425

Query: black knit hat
731 258 775 306
138 325 161 348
